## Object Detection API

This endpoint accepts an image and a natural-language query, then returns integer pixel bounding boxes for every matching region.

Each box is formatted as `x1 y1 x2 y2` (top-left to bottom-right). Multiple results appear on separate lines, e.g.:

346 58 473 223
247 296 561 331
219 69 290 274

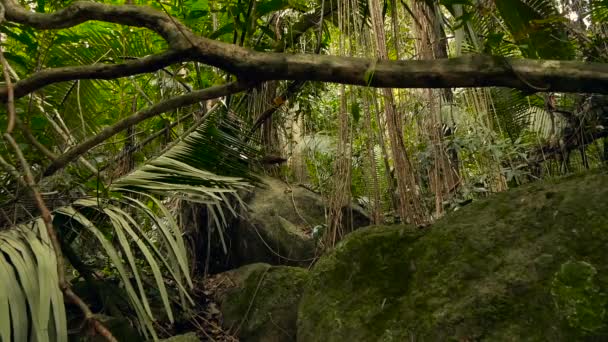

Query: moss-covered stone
220 263 310 342
159 332 200 342
298 171 608 341
551 261 607 334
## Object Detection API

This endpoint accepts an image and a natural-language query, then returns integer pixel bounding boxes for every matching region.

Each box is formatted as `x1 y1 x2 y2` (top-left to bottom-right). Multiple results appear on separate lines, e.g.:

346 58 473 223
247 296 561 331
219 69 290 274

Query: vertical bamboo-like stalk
325 0 355 246
368 0 426 225
410 0 459 218
326 85 351 246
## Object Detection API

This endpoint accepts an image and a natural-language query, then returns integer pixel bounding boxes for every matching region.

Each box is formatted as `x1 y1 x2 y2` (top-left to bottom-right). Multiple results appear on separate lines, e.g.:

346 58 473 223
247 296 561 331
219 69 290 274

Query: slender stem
16 117 58 161
0 44 15 133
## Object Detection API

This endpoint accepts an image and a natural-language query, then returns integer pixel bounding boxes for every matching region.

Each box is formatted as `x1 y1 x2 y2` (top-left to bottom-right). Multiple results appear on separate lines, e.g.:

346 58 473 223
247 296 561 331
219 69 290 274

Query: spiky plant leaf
105 205 175 322
54 195 194 339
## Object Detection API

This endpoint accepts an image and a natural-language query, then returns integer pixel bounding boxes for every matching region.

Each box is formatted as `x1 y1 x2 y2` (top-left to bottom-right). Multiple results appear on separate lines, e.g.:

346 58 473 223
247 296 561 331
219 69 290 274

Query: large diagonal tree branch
42 81 252 177
1 0 607 96
4 50 608 100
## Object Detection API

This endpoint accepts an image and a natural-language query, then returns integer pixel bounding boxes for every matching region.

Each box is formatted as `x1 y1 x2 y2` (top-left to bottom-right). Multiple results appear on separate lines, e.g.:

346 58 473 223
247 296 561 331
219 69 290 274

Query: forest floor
156 273 240 341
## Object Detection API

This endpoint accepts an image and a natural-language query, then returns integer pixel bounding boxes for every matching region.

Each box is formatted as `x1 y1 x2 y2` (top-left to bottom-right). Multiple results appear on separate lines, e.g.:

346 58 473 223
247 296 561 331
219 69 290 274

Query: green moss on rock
159 332 200 342
298 171 608 341
551 261 607 334
221 264 310 342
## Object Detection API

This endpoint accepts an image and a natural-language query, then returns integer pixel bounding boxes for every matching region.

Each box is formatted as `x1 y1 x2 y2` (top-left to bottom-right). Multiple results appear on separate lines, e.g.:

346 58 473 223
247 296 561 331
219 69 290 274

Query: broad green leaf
188 0 210 18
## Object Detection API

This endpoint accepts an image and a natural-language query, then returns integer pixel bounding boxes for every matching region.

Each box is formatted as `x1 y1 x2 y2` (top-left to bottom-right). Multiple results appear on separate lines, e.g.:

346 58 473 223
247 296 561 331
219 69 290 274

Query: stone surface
159 332 200 342
232 176 369 267
220 263 309 342
298 171 608 341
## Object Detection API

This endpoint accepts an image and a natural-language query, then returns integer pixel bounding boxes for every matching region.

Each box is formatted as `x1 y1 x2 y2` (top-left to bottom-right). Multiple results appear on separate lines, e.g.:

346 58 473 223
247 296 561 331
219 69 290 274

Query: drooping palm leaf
110 111 261 254
0 218 67 342
55 197 193 340
0 193 193 341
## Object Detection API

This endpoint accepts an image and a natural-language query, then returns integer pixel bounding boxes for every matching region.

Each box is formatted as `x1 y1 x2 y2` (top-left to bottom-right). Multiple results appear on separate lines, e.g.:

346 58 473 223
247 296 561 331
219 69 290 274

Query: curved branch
1 0 192 48
1 0 607 96
1 50 190 100
43 81 253 177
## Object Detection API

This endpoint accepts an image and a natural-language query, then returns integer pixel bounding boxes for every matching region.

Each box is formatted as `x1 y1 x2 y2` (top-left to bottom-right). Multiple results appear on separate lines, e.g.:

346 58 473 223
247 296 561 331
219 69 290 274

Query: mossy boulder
159 332 200 342
298 172 608 341
220 263 310 342
233 176 369 267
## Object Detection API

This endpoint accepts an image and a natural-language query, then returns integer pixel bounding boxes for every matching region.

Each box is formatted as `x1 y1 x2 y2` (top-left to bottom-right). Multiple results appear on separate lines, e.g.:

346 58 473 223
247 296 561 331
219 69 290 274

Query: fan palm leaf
0 193 194 341
111 112 259 203
0 218 67 342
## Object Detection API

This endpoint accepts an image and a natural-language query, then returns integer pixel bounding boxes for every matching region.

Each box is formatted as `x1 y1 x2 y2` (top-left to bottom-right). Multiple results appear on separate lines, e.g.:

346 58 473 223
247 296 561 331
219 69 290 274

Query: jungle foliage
0 0 607 339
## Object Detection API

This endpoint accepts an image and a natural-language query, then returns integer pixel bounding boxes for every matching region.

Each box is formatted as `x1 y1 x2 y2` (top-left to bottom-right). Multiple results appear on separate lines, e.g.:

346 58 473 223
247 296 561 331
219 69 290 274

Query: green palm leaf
0 219 67 342
111 113 259 212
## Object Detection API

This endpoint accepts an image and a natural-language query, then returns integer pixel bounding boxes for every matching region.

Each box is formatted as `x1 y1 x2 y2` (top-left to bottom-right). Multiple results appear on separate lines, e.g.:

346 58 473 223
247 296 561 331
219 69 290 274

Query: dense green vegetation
0 0 607 339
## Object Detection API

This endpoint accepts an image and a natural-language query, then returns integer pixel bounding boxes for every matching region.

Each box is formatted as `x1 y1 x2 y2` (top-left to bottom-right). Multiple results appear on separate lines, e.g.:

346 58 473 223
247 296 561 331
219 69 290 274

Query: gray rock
232 176 369 267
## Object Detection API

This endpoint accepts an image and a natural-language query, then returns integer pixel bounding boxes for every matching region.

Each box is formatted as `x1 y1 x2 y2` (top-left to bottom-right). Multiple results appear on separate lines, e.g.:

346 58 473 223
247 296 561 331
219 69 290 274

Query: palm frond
495 0 575 59
0 218 67 342
111 113 259 205
0 193 193 341
590 0 608 22
55 196 194 340
110 113 260 253
488 88 544 140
